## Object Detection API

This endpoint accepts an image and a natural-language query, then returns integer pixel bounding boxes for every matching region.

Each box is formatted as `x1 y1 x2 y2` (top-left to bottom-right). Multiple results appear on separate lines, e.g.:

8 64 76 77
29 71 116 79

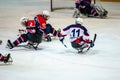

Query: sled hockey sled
5 54 13 64
77 34 97 53
92 4 108 18
24 41 40 50
15 41 40 50
0 53 13 64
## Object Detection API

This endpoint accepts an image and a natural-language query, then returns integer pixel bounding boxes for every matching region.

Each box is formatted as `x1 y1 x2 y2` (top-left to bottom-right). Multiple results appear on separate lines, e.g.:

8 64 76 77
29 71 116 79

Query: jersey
26 20 36 34
60 24 90 43
34 14 46 29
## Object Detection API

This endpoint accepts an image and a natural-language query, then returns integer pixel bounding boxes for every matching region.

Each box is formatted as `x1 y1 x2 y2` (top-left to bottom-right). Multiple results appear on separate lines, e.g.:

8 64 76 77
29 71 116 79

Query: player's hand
90 40 94 47
45 35 52 42
59 37 64 43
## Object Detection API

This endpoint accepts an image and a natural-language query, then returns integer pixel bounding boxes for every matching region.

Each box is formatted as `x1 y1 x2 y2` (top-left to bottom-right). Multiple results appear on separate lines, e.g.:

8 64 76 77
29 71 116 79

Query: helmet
42 10 50 20
20 17 29 27
75 18 83 25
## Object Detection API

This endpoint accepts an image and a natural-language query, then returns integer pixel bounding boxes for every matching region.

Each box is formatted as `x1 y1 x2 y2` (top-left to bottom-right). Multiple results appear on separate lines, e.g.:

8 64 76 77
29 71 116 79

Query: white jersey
61 24 90 42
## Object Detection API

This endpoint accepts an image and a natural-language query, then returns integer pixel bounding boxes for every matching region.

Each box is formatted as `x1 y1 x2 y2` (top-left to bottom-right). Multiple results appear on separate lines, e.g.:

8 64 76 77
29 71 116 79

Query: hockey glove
59 37 64 43
45 35 52 42
18 29 27 36
90 40 94 48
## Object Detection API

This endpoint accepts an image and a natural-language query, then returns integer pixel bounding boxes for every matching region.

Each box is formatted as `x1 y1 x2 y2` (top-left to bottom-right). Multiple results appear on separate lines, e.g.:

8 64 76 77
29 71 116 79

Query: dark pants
27 32 43 43
44 23 58 36
13 32 43 46
79 5 92 15
71 41 82 49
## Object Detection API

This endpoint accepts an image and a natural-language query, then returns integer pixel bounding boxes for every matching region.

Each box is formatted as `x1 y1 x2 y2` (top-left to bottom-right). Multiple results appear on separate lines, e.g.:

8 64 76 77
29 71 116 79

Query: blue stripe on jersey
63 24 89 36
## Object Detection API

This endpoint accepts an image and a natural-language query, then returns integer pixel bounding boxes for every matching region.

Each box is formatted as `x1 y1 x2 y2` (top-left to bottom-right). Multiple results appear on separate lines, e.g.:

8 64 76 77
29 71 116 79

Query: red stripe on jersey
16 39 20 44
20 36 24 41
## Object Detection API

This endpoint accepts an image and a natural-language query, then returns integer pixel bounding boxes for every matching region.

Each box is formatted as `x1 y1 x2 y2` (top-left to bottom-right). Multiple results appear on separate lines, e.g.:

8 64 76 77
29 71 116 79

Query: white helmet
42 10 50 20
75 18 83 25
20 17 29 27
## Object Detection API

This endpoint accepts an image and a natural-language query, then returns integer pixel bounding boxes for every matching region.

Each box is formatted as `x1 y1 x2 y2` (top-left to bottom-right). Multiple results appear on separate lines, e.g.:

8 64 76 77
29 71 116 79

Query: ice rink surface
0 0 120 80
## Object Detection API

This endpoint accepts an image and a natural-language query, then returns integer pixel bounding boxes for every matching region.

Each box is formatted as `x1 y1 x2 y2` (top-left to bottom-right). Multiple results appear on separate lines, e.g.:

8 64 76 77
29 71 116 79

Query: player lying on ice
7 10 59 49
73 0 108 18
58 18 94 53
0 53 11 63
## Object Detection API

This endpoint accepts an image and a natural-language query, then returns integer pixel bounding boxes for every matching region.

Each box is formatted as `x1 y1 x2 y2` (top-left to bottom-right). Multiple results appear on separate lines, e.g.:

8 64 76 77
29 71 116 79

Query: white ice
0 0 120 80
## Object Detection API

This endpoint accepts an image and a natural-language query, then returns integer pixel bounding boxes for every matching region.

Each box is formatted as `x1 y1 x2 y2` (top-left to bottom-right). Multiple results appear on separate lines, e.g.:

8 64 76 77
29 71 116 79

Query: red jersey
35 14 46 29
26 20 36 34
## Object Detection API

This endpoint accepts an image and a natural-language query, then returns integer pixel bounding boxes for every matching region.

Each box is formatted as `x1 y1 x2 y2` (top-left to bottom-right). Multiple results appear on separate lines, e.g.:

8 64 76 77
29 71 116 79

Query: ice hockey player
58 18 94 53
34 10 59 42
7 17 43 49
7 10 59 49
75 0 107 18
0 53 11 63
75 0 99 16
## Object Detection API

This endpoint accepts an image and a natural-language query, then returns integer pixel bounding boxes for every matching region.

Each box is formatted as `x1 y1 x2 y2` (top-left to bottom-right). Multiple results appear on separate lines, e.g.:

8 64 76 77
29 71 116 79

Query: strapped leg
27 41 40 50
7 40 14 49
71 42 89 53
4 53 13 64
